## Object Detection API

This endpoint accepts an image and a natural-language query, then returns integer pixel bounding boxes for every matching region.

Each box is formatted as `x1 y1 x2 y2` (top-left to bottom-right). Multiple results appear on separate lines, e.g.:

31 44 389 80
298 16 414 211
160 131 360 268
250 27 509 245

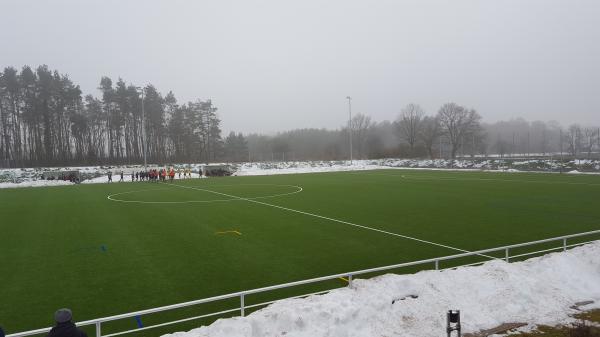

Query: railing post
95 321 101 337
240 293 245 317
348 274 353 288
563 238 567 251
505 248 509 262
435 259 439 270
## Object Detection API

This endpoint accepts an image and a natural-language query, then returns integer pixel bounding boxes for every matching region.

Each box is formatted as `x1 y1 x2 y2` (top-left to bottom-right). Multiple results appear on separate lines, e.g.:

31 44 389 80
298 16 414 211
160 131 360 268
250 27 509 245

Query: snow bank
162 242 600 337
234 161 382 176
80 172 203 184
0 165 203 189
2 158 600 189
0 179 74 189
233 158 600 176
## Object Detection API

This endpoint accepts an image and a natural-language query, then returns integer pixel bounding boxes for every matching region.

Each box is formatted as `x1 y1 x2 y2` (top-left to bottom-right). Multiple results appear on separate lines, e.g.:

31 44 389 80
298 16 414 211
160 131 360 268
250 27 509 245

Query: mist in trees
0 65 224 167
243 103 599 163
223 132 249 162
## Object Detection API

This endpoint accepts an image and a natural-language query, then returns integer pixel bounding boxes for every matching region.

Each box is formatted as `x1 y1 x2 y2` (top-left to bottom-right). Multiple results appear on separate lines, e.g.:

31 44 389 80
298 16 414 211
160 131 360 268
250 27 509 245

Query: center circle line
107 183 303 204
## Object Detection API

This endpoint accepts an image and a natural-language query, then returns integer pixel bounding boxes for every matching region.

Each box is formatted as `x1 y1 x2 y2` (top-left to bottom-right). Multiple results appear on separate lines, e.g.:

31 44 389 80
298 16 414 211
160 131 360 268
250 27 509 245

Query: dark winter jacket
47 322 87 337
1 325 5 337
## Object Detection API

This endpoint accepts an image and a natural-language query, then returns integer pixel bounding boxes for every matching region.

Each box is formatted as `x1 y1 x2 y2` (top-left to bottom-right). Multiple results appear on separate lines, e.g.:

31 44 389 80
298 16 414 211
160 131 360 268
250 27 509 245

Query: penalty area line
162 182 497 260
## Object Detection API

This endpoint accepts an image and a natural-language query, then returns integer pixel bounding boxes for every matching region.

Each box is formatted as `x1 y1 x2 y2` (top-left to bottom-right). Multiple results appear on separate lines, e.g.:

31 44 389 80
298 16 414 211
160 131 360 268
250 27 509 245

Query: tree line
245 103 484 161
0 65 241 168
247 103 600 162
2 65 598 167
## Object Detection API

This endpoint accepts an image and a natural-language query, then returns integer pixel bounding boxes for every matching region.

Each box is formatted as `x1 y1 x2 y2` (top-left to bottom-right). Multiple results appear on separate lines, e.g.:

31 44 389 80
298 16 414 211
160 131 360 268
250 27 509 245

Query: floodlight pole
559 128 563 174
346 96 353 165
527 131 530 159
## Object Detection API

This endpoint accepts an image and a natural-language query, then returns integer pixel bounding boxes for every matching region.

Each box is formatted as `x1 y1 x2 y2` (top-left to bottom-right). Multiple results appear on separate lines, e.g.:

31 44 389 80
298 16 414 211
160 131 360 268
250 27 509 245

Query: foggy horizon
2 0 599 134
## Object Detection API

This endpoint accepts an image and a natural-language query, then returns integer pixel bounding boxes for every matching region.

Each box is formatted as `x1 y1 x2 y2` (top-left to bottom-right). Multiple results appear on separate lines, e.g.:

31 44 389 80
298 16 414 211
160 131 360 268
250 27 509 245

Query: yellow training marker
215 230 242 236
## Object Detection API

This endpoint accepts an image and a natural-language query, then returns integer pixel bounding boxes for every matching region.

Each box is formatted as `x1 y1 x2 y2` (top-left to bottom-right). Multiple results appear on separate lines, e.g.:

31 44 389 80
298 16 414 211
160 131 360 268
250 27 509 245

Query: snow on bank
233 161 382 176
81 172 203 185
0 165 204 189
0 179 74 189
230 158 600 176
162 242 600 337
1 158 600 189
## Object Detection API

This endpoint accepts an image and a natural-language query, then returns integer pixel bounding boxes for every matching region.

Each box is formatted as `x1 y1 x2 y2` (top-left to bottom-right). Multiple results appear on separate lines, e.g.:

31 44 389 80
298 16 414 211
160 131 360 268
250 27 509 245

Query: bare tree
350 113 373 159
494 136 510 158
418 116 440 159
597 128 600 157
566 124 582 157
395 103 424 155
531 121 549 155
583 128 596 158
436 103 482 158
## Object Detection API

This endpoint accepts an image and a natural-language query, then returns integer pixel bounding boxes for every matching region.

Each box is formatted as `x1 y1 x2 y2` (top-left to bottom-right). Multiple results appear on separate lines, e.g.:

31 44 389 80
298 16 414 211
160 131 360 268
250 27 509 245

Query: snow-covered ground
1 158 599 189
0 165 204 189
0 179 74 189
162 242 600 337
233 160 383 176
81 172 204 185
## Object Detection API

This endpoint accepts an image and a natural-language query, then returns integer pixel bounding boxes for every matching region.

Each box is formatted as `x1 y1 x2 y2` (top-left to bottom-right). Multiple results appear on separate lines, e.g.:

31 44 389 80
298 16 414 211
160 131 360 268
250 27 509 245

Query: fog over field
2 0 599 134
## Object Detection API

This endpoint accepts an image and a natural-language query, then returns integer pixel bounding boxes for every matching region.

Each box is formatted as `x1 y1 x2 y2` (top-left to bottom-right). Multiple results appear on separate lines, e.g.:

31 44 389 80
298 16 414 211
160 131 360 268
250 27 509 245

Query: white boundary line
106 184 303 204
356 172 600 187
163 182 497 260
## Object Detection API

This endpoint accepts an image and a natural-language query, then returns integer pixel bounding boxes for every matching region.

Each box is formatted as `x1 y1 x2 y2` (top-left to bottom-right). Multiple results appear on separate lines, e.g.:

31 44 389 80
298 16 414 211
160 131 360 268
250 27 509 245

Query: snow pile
162 242 600 337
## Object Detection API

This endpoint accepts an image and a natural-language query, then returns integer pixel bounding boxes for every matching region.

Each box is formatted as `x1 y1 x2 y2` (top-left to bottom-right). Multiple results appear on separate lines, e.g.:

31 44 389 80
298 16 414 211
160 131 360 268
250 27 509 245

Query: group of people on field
147 168 175 182
107 167 194 183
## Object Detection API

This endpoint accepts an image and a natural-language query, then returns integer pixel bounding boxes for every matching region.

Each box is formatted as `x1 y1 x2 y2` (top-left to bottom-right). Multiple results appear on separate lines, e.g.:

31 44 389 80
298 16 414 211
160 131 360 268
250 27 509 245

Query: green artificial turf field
1 169 600 336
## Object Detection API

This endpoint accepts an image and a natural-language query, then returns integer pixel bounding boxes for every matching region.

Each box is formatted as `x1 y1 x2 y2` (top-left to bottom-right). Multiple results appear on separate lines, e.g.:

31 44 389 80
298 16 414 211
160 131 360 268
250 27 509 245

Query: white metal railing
7 229 600 337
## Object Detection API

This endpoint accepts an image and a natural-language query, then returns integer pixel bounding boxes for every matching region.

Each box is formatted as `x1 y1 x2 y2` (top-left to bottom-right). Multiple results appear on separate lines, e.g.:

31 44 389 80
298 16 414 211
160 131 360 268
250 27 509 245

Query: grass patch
575 310 600 324
509 322 600 337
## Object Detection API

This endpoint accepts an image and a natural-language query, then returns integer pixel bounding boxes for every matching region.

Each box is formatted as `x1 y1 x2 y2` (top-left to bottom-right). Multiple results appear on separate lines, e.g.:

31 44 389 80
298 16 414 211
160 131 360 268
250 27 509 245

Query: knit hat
54 308 72 323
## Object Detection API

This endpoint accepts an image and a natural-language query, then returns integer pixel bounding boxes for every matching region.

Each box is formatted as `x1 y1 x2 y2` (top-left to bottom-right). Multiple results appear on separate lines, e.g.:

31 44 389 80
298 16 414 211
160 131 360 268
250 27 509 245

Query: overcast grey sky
1 0 599 133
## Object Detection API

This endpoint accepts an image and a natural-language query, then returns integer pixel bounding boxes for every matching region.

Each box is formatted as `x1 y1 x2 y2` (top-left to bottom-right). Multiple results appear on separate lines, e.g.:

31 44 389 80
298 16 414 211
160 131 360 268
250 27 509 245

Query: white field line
357 172 600 187
163 182 498 260
106 184 303 204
